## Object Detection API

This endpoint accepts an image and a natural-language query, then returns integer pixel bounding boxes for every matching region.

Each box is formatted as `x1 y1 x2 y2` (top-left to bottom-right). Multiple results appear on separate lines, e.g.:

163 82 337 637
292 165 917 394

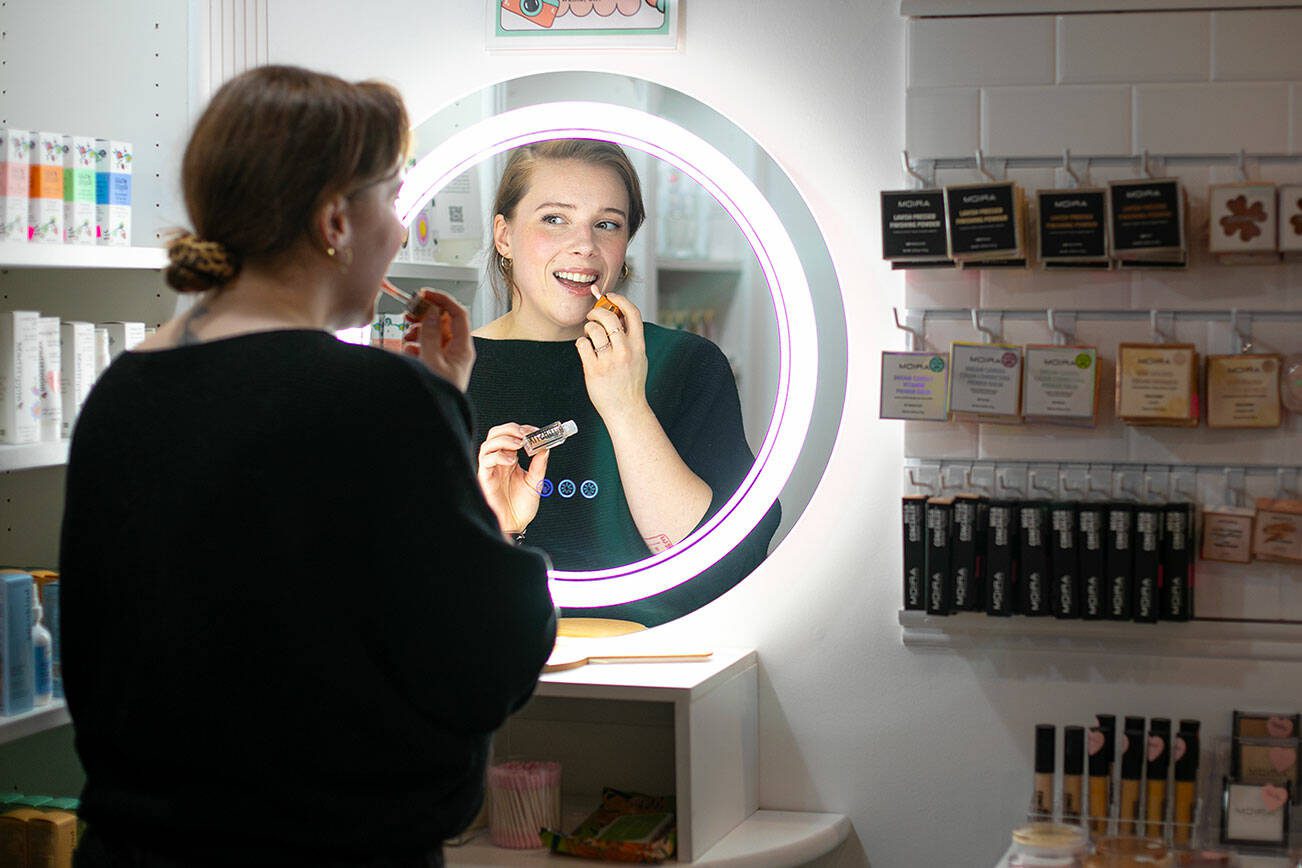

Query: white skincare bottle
524 420 578 456
32 590 53 706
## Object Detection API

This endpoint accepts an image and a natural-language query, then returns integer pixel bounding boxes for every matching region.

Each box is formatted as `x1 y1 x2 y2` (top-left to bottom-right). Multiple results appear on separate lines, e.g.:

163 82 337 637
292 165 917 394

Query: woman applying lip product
461 139 779 625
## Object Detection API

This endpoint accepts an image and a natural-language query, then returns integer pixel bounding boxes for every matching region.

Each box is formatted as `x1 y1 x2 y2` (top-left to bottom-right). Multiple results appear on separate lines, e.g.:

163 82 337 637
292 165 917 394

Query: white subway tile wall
1211 10 1302 82
1057 13 1209 85
901 9 1302 621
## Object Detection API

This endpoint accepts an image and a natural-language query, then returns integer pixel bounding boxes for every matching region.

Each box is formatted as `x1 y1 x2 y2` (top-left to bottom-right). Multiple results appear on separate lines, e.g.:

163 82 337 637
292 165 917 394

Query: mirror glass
396 72 846 625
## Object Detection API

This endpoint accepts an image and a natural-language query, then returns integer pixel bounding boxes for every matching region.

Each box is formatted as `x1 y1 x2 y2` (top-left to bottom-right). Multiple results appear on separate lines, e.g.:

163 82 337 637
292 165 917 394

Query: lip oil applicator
591 285 625 324
380 279 452 344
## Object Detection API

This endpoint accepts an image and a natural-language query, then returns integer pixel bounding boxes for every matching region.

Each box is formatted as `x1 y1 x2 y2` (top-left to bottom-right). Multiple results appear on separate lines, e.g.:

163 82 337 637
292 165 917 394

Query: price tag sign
880 351 950 421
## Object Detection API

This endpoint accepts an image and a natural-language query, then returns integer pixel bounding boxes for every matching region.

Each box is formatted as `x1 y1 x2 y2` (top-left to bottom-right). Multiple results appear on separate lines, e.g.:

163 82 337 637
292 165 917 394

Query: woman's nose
568 224 597 253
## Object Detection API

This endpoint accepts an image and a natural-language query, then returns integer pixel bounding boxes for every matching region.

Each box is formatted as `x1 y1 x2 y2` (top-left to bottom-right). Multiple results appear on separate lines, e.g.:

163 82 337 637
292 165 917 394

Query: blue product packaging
0 571 36 715
43 581 61 699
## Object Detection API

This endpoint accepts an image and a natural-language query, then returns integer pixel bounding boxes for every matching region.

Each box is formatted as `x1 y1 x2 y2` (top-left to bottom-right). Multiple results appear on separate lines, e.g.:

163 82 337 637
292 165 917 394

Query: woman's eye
597 220 622 232
542 214 565 225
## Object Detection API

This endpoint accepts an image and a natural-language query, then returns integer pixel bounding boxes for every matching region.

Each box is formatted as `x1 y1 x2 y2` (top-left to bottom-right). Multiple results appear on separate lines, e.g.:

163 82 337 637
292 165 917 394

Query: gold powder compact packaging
1109 178 1188 268
1201 505 1256 564
880 189 953 269
1036 188 1110 269
1116 343 1199 427
944 181 1027 268
880 351 950 421
1279 184 1302 258
1208 182 1279 264
948 341 1024 422
1021 344 1101 426
1253 498 1302 564
1205 353 1283 429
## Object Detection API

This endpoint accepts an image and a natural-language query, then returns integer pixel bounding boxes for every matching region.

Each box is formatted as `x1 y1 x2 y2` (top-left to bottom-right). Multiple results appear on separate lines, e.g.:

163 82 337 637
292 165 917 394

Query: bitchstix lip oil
524 420 578 456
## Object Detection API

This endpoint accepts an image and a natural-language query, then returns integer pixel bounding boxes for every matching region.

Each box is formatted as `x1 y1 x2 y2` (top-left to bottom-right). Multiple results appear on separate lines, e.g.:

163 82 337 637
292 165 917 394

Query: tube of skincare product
523 420 578 457
1173 730 1199 847
1120 728 1144 836
1063 725 1084 824
1145 720 1171 838
1033 724 1056 820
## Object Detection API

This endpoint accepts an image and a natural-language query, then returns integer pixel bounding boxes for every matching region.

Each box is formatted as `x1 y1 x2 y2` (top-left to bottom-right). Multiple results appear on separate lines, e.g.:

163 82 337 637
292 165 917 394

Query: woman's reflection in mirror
454 139 780 625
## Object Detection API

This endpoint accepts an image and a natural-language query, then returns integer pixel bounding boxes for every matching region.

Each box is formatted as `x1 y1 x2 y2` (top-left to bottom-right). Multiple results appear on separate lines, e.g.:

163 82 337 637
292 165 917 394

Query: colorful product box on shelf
28 132 65 244
62 135 97 245
1208 182 1278 264
0 570 36 715
1280 184 1302 256
0 129 33 242
59 321 95 438
41 582 61 699
27 809 77 866
34 317 61 443
96 321 145 361
409 201 438 263
0 310 40 445
94 139 132 246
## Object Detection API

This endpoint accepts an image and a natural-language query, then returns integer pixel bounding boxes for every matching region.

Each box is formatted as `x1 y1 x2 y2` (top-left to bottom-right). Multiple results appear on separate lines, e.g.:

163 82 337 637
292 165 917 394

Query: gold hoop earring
498 256 513 276
619 262 630 282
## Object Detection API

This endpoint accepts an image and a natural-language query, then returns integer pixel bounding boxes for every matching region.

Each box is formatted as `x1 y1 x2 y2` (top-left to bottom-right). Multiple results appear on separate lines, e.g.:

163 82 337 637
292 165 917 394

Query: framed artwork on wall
487 0 678 50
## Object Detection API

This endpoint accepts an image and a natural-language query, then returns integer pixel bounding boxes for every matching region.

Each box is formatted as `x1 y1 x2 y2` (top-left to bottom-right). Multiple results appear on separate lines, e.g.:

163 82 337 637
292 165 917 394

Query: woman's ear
316 194 351 254
492 213 511 258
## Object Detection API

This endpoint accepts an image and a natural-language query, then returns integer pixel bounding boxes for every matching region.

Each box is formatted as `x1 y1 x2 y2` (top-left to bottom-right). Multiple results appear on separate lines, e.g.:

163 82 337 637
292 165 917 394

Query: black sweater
466 323 779 626
59 331 555 863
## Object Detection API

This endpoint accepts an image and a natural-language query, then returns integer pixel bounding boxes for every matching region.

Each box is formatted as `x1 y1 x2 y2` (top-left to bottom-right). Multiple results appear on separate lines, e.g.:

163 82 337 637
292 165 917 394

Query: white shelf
0 701 70 747
536 646 755 702
655 258 743 274
0 242 166 270
447 810 849 866
0 441 70 473
900 610 1302 662
996 844 1292 868
386 261 480 281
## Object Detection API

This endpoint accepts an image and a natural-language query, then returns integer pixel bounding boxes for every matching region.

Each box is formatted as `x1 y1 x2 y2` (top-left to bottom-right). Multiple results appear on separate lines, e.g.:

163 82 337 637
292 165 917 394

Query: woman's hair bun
164 232 241 292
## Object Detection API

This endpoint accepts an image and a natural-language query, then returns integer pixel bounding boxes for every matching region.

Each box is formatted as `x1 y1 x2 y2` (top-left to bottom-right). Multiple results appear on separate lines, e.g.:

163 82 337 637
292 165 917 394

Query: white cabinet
448 649 849 867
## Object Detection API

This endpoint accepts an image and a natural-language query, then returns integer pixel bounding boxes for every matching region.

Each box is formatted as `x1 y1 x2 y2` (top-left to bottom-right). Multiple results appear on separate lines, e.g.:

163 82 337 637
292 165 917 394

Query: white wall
266 3 1302 866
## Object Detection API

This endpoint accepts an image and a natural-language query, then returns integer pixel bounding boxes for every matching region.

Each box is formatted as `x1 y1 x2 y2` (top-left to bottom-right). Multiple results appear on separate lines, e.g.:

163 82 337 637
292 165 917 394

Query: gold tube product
1088 726 1111 835
1145 720 1171 839
1119 727 1144 836
1033 724 1056 820
1172 729 1200 848
1063 725 1084 824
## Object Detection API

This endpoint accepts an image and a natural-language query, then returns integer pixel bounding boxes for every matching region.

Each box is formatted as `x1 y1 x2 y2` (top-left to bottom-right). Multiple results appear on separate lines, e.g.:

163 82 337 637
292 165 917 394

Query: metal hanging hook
907 467 937 493
1138 148 1156 179
1237 148 1250 183
975 148 999 182
1047 309 1074 346
893 307 925 352
971 308 1001 344
1150 309 1170 344
900 150 931 189
1062 148 1083 189
1230 309 1253 354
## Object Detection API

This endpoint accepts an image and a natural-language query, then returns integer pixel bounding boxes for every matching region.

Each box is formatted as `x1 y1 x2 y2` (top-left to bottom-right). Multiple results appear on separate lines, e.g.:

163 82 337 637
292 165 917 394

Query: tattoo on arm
177 301 211 346
644 533 673 554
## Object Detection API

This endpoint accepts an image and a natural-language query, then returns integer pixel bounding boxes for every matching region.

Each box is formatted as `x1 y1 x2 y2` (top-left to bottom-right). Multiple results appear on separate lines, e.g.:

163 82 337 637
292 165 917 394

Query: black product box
1078 504 1107 620
881 189 951 264
1133 506 1163 624
1161 502 1195 621
952 494 987 612
1019 502 1051 617
1109 179 1184 255
1106 503 1135 620
1038 188 1108 261
945 182 1020 258
925 497 955 616
903 495 927 611
986 500 1018 617
1051 503 1080 618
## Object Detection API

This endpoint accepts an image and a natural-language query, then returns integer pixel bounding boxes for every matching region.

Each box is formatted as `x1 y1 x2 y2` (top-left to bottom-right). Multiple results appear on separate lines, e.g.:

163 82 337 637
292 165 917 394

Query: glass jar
1009 822 1089 867
1083 836 1174 868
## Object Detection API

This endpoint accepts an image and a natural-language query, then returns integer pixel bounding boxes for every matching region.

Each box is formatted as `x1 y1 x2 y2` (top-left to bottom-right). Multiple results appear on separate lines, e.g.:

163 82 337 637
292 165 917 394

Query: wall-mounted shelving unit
0 702 69 749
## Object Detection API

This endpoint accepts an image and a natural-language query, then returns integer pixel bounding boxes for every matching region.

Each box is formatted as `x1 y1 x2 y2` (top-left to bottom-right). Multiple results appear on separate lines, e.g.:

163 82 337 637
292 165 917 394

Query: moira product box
28 132 65 244
0 129 33 242
94 139 132 245
1280 185 1302 255
60 320 96 438
62 135 97 244
0 570 36 715
35 317 61 442
1 310 41 445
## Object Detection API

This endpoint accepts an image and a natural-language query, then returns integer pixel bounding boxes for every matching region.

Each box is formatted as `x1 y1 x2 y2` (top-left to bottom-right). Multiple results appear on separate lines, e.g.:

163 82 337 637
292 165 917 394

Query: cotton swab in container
487 760 562 849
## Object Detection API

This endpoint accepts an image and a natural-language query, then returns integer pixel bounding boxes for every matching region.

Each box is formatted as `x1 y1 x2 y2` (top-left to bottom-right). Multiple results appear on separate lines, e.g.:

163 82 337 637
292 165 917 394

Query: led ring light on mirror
397 101 816 609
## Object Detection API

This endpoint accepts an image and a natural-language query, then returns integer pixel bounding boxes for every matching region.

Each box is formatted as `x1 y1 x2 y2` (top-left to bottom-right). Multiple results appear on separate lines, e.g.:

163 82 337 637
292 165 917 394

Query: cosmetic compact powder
1009 822 1087 866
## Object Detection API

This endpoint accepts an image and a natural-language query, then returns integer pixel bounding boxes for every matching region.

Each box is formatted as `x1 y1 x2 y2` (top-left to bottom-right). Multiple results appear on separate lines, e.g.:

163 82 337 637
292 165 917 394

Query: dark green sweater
60 331 555 863
467 323 779 626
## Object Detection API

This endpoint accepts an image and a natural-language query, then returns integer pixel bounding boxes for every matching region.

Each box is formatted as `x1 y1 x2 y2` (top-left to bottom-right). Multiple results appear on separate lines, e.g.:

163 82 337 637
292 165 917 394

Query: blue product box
0 571 35 715
42 582 61 699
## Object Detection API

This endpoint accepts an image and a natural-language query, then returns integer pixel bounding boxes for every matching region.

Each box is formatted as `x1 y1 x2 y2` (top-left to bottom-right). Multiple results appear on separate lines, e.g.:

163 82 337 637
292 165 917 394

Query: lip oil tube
523 420 578 456
1089 726 1111 834
1120 727 1144 835
1063 725 1085 824
1033 724 1056 820
380 278 434 319
1145 720 1171 838
1173 729 1200 847
591 286 625 324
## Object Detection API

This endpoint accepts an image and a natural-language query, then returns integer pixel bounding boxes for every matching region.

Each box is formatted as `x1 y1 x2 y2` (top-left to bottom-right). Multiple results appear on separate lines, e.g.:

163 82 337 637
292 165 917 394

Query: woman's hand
401 288 475 393
477 423 551 536
575 292 648 420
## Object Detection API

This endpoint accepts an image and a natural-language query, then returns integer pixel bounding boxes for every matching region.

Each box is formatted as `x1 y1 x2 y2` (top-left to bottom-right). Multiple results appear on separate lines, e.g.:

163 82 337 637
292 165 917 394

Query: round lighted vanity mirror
397 73 845 623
